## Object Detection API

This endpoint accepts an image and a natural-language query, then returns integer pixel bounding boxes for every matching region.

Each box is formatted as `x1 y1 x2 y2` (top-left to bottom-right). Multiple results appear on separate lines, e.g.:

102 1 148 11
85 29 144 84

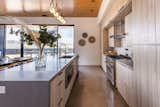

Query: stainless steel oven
106 56 116 86
106 55 125 87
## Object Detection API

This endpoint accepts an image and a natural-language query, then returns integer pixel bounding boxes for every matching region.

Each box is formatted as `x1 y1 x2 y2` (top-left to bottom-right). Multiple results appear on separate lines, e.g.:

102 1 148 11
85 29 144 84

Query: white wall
97 0 129 71
0 17 101 66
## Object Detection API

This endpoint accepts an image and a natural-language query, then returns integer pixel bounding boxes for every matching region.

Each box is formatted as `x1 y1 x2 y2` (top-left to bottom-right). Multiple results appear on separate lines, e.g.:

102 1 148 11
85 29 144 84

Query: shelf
110 34 126 39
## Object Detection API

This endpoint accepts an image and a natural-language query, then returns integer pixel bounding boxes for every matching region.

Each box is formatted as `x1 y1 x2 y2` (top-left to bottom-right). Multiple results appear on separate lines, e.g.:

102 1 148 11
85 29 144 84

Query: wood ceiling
0 0 102 17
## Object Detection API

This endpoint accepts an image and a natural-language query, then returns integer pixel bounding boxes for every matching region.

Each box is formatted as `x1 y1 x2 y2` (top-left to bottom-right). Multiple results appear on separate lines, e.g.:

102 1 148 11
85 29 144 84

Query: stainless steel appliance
106 56 115 86
65 63 74 88
106 55 127 87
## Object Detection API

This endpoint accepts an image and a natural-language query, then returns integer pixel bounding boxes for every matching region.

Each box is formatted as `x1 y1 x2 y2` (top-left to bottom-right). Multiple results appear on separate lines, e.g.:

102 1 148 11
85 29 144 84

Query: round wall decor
78 39 86 46
82 32 88 38
88 36 96 43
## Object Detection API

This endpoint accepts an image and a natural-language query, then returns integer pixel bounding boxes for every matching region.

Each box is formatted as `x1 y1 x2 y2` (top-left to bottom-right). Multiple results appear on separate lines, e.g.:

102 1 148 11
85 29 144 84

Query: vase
35 48 46 69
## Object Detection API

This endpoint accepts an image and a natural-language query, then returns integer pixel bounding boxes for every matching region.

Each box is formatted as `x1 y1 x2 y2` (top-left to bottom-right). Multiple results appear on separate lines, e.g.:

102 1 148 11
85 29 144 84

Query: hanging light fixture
49 0 66 24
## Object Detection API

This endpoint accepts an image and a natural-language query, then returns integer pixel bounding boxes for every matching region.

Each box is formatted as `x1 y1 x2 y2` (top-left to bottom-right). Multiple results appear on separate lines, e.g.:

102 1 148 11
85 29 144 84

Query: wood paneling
133 46 158 107
132 0 156 45
0 0 102 17
155 0 160 44
116 61 136 107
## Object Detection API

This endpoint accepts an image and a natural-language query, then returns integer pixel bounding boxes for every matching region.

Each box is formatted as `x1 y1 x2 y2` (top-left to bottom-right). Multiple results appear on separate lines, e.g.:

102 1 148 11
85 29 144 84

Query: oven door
106 63 115 86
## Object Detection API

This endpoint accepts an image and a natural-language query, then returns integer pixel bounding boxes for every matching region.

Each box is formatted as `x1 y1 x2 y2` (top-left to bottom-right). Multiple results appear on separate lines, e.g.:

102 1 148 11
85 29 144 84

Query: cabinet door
156 46 160 106
116 62 128 102
132 0 156 44
50 76 60 107
133 46 157 107
50 71 65 107
155 0 160 44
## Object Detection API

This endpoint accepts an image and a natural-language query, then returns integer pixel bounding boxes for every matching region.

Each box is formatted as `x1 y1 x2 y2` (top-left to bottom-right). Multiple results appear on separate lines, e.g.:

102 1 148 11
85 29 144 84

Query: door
133 46 157 107
132 0 156 44
155 0 160 44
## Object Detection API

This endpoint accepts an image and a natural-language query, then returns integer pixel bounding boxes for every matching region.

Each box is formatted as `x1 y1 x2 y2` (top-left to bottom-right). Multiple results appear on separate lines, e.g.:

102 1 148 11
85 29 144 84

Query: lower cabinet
50 59 78 107
116 61 135 107
50 71 65 107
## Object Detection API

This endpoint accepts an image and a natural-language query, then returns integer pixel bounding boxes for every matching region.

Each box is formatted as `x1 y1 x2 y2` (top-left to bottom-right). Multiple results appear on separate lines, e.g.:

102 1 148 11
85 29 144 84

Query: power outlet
0 86 6 94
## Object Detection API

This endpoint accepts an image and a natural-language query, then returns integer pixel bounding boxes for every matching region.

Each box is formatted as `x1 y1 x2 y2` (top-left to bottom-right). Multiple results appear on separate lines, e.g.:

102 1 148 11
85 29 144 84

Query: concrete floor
66 66 129 107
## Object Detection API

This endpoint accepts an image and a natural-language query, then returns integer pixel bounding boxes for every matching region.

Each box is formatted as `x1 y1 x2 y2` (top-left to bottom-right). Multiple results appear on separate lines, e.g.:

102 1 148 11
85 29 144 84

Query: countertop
0 54 78 82
0 57 32 66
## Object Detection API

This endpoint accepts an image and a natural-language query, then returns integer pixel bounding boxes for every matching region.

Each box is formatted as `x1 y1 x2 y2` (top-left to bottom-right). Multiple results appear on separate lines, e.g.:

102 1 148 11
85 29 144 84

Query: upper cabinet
155 0 160 44
132 0 156 45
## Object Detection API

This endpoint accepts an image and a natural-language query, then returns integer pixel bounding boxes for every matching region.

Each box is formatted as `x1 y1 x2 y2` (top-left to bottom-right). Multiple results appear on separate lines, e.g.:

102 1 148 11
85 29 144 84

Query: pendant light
49 0 66 24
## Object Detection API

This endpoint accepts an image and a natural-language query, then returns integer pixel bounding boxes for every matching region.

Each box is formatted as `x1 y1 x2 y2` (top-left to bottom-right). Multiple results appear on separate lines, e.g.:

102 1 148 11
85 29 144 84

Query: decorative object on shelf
82 32 88 38
49 0 66 24
88 36 96 43
10 25 61 69
78 39 86 46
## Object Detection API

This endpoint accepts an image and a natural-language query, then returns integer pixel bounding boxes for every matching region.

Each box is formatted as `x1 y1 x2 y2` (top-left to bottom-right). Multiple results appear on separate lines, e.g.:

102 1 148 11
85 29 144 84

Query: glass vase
35 48 46 69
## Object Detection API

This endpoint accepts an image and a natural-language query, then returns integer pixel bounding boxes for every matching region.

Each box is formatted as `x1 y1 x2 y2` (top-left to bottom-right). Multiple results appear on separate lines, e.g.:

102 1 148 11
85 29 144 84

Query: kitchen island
0 54 79 107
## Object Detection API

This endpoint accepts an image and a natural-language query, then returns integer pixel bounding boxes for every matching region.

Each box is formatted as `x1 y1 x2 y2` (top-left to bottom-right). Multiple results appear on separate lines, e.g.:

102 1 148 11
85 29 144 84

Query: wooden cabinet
50 71 65 107
50 57 79 107
157 46 160 106
131 0 160 44
132 0 156 44
116 61 133 106
116 62 128 101
155 0 160 44
133 46 157 107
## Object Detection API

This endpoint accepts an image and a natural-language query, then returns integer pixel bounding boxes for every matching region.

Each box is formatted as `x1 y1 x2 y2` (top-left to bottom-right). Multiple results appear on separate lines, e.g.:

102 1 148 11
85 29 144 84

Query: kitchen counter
0 54 78 81
0 54 79 107
0 57 32 66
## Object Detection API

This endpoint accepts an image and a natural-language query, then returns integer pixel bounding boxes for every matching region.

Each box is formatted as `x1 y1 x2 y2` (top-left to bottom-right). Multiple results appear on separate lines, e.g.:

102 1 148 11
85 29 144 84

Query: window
6 25 21 58
5 25 74 58
23 25 40 58
46 26 58 55
58 26 74 56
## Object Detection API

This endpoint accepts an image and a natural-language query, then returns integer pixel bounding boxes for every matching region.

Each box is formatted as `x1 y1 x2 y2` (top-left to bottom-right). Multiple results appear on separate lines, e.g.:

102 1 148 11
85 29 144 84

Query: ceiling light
49 0 66 24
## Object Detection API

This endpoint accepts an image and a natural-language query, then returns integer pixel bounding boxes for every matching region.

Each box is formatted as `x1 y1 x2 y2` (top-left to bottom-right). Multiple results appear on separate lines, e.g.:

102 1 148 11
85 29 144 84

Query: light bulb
54 12 59 17
49 7 56 14
57 16 61 20
62 20 66 24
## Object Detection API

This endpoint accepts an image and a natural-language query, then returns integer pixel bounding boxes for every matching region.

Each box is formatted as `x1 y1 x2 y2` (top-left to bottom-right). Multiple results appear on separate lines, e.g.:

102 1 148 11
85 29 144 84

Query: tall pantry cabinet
129 0 160 107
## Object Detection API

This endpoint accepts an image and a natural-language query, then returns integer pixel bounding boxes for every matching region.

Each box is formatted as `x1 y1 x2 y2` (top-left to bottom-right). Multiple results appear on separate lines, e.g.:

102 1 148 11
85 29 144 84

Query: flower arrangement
10 24 61 68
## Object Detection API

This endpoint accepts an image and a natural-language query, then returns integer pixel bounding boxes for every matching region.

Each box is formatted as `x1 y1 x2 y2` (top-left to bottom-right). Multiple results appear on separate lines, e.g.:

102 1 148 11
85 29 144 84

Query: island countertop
0 54 78 82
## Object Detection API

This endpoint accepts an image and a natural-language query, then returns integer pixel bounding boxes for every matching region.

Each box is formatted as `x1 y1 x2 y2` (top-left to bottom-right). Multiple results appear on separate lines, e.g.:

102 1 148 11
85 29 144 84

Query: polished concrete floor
66 66 129 107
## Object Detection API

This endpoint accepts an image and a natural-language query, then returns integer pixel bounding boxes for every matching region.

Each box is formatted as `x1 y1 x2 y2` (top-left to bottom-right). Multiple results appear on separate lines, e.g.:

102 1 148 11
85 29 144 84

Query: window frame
4 24 75 58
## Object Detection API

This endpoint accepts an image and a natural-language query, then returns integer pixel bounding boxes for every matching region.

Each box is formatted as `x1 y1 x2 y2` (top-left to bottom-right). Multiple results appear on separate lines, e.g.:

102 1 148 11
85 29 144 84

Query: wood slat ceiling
0 0 102 17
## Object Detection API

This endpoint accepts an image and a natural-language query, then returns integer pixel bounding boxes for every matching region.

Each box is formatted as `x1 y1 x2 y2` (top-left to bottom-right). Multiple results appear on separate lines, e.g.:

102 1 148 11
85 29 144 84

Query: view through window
6 25 21 58
5 25 74 58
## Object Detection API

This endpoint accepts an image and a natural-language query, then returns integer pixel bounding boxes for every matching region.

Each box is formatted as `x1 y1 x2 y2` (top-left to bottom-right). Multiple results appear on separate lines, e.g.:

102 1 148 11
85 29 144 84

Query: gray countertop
0 54 78 82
